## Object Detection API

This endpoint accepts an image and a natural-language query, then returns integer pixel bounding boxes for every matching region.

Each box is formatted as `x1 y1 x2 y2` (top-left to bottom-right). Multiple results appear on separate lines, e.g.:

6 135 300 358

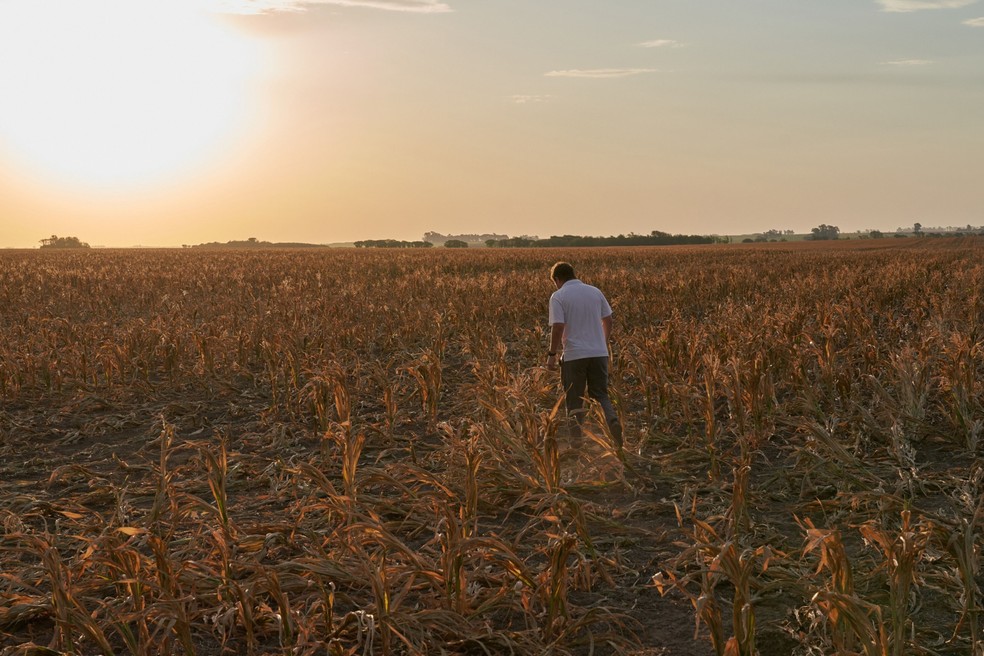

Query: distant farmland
1 239 982 655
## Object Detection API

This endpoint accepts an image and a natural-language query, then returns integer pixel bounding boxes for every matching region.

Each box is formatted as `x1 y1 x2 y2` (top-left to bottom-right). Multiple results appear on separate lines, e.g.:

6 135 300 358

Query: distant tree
40 235 90 249
913 222 923 235
809 224 840 241
869 230 884 239
444 239 468 248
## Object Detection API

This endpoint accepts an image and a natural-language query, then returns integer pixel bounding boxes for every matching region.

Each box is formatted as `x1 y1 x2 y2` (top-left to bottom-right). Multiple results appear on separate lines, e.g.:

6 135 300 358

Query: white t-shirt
548 279 612 361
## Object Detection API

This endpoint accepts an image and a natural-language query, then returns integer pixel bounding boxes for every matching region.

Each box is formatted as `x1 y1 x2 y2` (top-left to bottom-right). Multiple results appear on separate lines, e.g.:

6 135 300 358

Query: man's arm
602 315 612 342
546 322 565 370
549 323 565 353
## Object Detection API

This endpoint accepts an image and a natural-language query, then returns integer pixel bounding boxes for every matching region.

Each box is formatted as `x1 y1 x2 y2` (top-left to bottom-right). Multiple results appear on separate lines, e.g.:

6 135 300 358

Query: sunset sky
1 0 982 247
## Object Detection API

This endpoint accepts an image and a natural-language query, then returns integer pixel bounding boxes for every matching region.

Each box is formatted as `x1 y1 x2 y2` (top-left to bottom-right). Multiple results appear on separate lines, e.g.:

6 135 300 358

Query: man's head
550 262 576 286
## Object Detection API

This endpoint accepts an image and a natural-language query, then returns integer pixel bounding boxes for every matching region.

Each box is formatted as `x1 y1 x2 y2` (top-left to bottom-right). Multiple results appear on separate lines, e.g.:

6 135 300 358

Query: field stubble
1 239 983 655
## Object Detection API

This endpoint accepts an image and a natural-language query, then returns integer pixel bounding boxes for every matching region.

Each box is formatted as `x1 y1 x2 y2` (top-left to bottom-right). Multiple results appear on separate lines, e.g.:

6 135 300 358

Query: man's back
548 279 612 361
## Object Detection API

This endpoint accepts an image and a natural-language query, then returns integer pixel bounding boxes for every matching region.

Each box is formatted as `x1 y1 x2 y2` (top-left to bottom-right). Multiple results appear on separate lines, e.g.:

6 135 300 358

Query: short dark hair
550 261 575 282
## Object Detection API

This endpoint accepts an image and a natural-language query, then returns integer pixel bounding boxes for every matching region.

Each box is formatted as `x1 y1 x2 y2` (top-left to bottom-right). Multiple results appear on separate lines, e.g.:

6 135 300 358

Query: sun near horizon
0 0 266 192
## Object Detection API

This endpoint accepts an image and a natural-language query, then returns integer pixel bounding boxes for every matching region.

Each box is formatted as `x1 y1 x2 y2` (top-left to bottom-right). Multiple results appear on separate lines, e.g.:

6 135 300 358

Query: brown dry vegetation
1 239 983 655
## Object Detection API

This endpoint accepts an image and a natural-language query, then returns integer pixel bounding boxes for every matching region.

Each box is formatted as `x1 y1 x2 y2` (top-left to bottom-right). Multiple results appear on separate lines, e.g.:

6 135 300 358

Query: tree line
186 237 326 249
354 240 434 249
485 231 718 248
423 231 508 245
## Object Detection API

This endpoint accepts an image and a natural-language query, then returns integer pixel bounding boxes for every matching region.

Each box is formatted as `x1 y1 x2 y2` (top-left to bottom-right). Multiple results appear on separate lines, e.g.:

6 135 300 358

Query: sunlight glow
0 0 265 189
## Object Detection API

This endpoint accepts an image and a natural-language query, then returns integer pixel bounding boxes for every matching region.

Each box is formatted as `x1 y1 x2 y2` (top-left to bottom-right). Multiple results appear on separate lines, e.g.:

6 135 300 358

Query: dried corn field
2 239 984 656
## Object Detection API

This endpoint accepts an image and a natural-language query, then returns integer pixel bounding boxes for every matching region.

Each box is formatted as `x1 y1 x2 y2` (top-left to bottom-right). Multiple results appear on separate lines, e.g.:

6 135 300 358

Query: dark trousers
560 356 618 429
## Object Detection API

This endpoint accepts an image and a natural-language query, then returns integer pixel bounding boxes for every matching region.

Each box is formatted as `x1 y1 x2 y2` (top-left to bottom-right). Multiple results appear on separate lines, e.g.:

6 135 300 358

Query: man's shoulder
573 281 604 297
555 281 608 304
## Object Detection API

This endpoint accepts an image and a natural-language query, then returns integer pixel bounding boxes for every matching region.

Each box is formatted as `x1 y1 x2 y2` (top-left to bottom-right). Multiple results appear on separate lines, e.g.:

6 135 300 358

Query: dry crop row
0 241 983 655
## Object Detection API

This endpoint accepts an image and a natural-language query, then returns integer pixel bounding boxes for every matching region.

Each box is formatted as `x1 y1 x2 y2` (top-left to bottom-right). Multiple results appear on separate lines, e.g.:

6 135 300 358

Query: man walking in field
545 261 622 446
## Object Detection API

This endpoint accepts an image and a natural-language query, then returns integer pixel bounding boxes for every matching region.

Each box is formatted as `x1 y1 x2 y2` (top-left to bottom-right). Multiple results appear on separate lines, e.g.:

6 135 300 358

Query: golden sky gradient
1 0 982 247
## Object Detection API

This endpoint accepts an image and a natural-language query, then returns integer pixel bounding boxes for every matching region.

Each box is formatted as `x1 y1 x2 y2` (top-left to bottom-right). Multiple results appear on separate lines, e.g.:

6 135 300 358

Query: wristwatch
547 351 557 357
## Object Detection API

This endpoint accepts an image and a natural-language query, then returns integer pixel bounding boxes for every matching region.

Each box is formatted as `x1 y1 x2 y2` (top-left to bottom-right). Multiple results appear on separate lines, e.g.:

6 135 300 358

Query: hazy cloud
880 58 934 65
207 0 452 14
510 95 552 104
544 68 657 79
964 16 984 24
876 0 977 12
638 39 683 48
